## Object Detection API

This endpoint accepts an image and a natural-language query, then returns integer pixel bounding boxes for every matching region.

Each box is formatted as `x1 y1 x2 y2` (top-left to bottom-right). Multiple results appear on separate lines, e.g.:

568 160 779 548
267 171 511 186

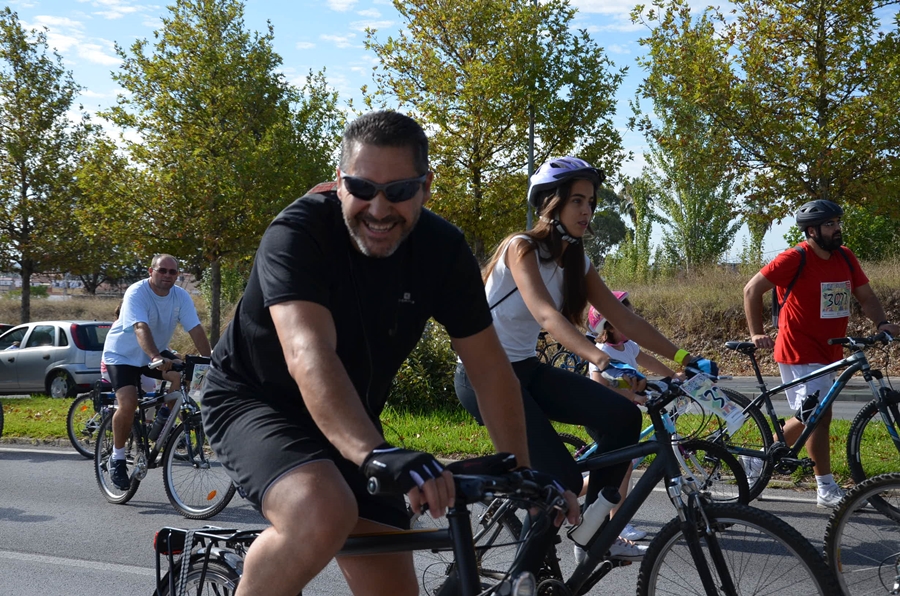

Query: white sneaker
620 523 648 541
574 544 587 565
609 537 648 561
817 484 846 509
740 455 764 485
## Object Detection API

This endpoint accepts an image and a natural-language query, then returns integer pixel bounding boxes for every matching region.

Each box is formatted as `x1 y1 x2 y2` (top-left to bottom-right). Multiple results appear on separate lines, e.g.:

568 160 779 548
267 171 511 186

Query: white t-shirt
589 340 641 374
103 279 201 367
486 236 590 362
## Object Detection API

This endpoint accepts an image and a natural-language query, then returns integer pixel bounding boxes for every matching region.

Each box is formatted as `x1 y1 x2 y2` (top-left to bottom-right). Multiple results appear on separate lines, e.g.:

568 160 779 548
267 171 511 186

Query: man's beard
817 231 843 252
344 210 420 258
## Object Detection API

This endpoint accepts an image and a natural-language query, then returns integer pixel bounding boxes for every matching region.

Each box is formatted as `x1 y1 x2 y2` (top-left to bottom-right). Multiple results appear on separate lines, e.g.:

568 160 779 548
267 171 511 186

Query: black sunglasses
340 174 428 204
154 267 178 275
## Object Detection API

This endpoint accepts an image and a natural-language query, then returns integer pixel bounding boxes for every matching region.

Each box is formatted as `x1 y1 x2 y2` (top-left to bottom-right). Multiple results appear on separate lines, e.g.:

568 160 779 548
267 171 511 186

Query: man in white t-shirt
103 254 211 490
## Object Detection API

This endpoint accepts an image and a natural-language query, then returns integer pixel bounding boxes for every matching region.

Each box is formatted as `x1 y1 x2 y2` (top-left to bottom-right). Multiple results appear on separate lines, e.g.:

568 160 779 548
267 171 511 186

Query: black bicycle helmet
527 156 605 209
795 199 843 228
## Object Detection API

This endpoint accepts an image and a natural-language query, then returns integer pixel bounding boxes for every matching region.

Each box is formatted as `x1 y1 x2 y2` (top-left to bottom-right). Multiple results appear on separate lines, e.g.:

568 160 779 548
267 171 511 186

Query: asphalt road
0 444 853 596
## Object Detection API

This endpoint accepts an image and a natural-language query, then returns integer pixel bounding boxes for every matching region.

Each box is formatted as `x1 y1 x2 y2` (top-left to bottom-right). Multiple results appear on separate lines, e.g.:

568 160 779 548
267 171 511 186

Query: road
0 444 853 595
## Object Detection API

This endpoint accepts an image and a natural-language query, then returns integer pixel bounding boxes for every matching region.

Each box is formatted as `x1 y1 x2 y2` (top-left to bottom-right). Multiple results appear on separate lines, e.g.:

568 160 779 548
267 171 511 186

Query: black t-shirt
212 191 492 420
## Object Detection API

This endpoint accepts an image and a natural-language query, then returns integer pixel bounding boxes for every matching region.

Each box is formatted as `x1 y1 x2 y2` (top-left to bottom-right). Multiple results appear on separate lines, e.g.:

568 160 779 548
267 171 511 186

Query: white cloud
296 41 316 50
80 89 110 98
32 15 85 30
76 0 146 20
608 43 630 54
357 9 381 18
349 19 393 32
321 33 357 48
78 41 121 66
327 0 357 12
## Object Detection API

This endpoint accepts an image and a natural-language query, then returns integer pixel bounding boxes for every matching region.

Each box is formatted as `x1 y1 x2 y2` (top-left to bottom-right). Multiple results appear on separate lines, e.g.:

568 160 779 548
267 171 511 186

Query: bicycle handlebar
828 331 894 346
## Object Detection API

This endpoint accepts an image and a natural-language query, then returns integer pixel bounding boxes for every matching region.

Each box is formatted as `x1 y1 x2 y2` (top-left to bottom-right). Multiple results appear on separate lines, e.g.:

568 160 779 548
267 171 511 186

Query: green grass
4 397 898 487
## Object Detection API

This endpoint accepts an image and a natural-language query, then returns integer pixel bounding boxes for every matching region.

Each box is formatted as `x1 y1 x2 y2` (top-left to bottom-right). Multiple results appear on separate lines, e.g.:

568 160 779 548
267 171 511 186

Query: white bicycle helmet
527 156 605 210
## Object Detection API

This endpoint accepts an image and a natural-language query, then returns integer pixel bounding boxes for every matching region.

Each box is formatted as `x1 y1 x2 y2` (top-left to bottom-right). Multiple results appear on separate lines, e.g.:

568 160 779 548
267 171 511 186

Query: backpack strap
489 287 518 310
780 245 807 307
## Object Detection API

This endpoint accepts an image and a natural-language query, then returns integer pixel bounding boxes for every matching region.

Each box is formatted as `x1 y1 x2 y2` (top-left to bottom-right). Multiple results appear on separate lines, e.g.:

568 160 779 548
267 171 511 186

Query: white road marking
0 550 155 576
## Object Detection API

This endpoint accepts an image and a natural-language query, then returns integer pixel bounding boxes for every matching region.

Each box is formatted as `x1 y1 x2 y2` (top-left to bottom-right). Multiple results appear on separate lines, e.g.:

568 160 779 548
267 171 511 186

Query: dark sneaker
109 456 130 490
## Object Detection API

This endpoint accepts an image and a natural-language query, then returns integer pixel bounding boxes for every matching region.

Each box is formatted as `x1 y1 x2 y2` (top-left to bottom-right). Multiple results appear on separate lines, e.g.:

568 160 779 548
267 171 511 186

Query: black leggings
455 357 642 507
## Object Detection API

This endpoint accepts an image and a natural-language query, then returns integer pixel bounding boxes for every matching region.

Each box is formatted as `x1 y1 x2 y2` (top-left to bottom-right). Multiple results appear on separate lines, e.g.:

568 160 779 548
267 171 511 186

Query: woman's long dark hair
483 178 593 325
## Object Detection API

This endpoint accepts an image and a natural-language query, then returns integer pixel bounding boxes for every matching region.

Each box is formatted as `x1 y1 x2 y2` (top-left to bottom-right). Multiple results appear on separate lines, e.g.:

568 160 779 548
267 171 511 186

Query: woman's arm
635 350 677 378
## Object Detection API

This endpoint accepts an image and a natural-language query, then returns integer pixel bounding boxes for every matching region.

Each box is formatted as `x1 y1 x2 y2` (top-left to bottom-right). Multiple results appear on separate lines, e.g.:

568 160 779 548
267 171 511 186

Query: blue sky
6 0 794 257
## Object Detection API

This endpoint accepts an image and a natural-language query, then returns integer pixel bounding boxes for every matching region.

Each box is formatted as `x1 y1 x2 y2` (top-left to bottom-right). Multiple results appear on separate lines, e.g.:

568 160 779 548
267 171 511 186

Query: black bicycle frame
550 397 725 595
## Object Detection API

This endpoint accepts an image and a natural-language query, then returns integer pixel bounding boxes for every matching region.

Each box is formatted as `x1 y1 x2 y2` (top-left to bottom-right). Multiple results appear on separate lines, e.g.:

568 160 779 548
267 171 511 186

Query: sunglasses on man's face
154 267 178 275
340 174 428 204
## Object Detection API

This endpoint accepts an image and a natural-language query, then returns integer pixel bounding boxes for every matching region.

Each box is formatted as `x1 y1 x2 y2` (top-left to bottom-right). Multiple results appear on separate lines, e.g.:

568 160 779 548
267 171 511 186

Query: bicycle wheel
414 498 524 595
824 472 900 595
550 350 582 374
702 388 774 501
678 440 749 504
67 393 102 459
156 557 240 596
637 502 840 596
558 432 589 458
847 396 900 488
163 417 236 520
93 413 141 504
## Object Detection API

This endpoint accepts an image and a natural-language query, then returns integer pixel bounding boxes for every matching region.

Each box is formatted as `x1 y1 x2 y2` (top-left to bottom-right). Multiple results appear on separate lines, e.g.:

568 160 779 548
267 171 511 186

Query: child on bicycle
586 291 683 541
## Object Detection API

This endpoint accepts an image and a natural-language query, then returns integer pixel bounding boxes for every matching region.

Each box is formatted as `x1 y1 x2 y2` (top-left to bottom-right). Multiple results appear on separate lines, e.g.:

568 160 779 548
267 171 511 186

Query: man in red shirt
744 199 899 508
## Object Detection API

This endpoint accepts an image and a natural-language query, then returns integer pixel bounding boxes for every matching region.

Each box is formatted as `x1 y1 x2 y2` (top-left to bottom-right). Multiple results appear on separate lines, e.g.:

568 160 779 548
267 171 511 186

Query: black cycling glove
515 467 567 495
362 443 445 495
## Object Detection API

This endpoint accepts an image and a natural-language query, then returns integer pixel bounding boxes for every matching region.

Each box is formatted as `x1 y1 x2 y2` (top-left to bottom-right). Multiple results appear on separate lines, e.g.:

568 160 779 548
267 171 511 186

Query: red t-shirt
761 241 868 365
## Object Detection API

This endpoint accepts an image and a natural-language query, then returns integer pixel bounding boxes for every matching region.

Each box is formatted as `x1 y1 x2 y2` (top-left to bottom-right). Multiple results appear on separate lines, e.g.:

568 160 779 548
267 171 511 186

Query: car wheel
47 370 76 398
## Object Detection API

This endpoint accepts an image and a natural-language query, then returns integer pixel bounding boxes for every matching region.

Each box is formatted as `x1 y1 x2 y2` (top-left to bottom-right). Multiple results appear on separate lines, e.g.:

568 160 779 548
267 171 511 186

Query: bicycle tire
678 440 750 505
846 395 900 489
558 432 589 458
156 557 240 596
824 472 900 595
93 413 141 504
637 502 840 596
163 418 236 520
67 393 101 459
415 498 524 595
702 388 774 501
550 349 582 374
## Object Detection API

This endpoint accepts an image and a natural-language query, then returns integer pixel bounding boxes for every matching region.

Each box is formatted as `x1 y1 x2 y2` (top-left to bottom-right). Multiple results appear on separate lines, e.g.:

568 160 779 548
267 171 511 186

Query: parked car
0 321 113 398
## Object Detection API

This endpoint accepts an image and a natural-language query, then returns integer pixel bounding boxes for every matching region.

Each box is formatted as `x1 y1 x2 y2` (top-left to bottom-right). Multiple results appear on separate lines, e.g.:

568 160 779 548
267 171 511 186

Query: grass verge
3 397 894 488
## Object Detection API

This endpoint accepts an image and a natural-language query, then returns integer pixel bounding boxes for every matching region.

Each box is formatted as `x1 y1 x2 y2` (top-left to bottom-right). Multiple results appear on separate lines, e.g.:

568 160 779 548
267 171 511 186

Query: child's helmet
587 290 629 336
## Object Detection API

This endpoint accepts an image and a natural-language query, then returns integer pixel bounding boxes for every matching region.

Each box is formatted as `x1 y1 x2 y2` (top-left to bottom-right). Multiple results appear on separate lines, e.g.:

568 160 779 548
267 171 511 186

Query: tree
603 173 663 283
0 8 88 323
365 0 627 260
632 0 900 225
639 106 741 272
65 131 152 294
584 187 628 266
105 0 343 343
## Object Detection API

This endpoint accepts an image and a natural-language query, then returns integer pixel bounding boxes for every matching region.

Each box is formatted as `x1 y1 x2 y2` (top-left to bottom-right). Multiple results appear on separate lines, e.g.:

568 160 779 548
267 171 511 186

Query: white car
0 320 113 398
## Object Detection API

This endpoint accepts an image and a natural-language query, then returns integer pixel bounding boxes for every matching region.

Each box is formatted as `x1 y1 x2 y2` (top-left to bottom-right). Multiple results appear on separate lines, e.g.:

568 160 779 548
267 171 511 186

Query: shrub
389 320 460 413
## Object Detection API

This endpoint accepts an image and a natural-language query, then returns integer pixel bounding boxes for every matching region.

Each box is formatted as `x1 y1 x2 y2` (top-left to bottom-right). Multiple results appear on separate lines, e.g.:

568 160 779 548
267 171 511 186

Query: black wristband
876 320 890 329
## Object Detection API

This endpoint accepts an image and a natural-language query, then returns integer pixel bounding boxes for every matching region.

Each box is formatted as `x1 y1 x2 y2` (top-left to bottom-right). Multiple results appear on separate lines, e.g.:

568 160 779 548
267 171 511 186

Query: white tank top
486 235 590 362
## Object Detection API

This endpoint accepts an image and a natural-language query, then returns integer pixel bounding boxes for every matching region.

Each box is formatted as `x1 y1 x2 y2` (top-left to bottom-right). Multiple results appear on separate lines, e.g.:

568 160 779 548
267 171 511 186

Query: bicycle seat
725 341 756 353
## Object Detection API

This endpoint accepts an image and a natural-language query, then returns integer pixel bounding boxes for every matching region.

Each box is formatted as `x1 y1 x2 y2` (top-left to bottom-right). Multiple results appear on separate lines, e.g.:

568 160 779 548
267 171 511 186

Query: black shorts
201 367 409 529
107 364 165 391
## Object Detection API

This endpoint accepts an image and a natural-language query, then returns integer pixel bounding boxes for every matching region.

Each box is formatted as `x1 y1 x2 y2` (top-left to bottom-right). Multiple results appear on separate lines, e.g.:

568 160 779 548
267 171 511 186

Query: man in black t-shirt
202 111 573 596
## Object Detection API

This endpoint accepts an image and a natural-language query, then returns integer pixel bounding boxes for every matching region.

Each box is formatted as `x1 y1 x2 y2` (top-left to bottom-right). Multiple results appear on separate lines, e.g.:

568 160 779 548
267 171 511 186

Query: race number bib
820 281 851 319
680 374 746 436
188 363 210 401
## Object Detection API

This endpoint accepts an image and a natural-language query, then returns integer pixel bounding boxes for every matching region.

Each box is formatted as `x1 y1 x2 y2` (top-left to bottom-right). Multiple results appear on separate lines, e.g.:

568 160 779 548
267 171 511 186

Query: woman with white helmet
454 156 716 561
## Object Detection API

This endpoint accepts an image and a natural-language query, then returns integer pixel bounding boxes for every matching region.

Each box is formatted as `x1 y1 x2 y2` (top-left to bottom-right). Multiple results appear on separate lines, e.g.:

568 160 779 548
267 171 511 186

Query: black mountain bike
421 375 839 595
715 332 898 500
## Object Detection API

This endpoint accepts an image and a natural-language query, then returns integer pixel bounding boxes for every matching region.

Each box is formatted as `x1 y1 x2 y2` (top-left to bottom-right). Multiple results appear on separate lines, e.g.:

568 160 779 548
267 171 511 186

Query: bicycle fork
669 479 738 596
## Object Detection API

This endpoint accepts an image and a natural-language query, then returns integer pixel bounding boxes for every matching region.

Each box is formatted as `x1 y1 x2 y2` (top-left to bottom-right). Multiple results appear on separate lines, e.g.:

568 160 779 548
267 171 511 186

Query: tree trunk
20 260 33 324
210 258 221 347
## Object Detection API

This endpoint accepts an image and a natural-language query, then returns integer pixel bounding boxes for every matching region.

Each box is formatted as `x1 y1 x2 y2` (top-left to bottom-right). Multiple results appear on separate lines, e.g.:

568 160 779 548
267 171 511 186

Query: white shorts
778 363 835 410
